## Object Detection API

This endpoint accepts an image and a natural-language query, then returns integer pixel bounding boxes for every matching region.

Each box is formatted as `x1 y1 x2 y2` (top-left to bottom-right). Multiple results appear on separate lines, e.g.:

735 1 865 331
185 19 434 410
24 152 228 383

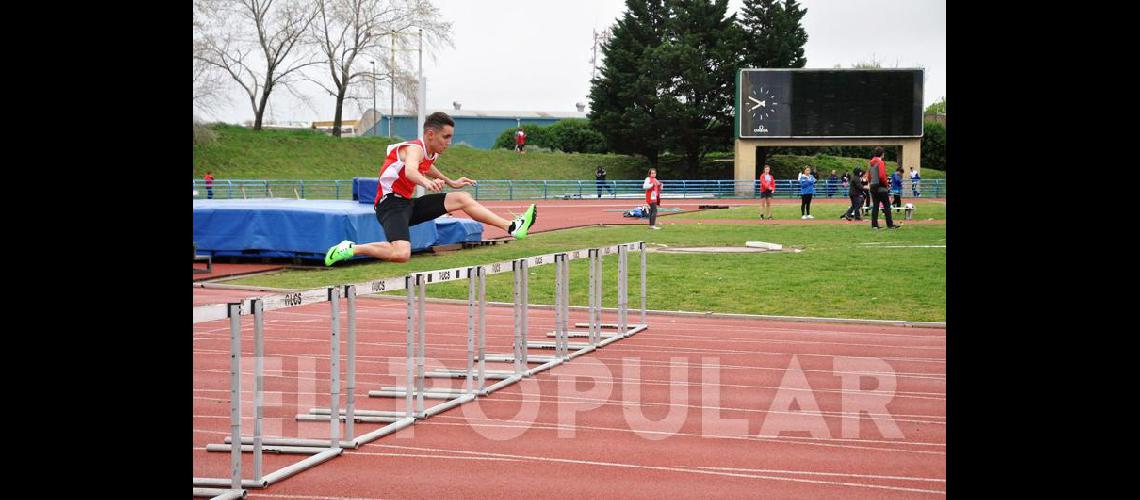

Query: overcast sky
200 0 946 124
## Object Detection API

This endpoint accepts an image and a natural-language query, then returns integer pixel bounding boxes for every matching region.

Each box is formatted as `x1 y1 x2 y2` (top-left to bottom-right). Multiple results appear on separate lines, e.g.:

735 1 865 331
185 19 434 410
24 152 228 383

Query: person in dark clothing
842 167 864 221
595 166 615 198
862 170 871 209
826 170 838 198
867 146 902 229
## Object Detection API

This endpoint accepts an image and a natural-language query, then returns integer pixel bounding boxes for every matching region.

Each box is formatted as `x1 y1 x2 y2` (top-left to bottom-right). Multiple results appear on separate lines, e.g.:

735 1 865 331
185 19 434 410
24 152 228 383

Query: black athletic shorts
375 192 449 242
759 191 773 198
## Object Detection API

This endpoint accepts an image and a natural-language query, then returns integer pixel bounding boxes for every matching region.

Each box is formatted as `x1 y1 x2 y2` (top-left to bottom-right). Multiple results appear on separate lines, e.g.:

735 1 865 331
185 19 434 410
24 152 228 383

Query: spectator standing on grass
758 164 776 220
868 146 902 229
827 170 838 198
595 166 614 198
842 167 865 221
515 128 527 153
204 170 214 199
910 167 921 197
891 166 904 207
643 167 663 229
862 168 871 209
841 172 850 194
798 166 816 219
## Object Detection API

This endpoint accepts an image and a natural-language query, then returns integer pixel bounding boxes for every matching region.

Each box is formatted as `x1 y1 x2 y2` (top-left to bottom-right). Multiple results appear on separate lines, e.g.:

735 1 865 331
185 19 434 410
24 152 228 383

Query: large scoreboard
737 68 924 139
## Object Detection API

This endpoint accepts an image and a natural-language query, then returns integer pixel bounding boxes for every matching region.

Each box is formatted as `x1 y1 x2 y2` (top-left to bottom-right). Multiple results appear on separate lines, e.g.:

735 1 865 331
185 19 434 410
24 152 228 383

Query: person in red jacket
758 164 775 220
204 171 214 199
515 128 527 153
643 167 663 229
867 146 902 229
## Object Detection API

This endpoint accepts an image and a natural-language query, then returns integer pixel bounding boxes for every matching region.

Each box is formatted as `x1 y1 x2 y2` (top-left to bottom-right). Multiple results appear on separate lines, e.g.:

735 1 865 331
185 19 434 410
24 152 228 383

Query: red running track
452 198 946 238
194 295 945 499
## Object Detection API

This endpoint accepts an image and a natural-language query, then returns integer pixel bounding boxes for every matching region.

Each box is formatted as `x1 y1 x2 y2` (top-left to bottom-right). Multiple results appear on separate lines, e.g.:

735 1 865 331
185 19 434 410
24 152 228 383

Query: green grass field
193 124 946 181
668 199 946 221
193 125 648 181
226 221 946 322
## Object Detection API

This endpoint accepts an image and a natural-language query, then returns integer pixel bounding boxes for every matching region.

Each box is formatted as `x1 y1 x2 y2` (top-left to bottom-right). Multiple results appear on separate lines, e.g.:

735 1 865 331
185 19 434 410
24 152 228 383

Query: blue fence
193 178 945 201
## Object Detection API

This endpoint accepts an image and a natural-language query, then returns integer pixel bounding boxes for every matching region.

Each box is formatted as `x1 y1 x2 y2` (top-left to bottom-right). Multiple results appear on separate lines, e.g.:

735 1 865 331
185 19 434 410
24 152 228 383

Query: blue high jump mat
193 198 483 262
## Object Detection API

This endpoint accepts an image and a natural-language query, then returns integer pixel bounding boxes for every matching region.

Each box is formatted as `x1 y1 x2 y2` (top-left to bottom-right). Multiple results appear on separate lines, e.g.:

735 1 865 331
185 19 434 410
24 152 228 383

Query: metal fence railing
193 178 945 201
193 179 354 200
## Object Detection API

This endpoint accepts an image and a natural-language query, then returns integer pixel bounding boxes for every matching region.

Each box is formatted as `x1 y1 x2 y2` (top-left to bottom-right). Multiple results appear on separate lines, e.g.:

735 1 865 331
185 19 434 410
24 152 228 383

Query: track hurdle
195 240 651 494
194 296 344 493
369 272 482 414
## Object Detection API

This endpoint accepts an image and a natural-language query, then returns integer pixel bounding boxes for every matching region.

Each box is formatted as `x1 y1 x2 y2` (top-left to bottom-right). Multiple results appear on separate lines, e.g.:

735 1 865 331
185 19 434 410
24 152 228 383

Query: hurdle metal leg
328 287 342 449
406 275 415 419
640 241 647 326
513 260 523 376
252 299 264 483
466 267 476 395
478 266 487 392
345 285 356 440
416 274 427 416
228 303 242 492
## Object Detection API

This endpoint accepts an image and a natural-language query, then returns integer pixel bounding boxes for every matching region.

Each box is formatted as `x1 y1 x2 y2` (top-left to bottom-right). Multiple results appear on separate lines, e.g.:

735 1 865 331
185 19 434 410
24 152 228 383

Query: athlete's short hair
872 146 884 157
424 112 455 131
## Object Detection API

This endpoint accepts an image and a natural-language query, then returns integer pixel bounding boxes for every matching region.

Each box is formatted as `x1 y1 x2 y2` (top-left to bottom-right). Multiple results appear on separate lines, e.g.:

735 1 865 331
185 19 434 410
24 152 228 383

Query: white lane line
417 419 945 455
369 444 945 494
697 466 944 483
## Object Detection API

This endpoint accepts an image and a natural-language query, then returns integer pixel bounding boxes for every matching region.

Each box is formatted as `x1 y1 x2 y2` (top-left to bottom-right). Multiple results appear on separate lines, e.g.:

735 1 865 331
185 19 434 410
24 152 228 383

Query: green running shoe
324 240 356 266
508 204 537 239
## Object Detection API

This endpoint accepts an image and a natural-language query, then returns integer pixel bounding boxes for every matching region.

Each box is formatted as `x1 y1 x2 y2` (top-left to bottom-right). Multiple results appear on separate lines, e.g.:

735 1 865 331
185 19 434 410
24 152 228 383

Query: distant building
360 109 588 149
312 119 361 136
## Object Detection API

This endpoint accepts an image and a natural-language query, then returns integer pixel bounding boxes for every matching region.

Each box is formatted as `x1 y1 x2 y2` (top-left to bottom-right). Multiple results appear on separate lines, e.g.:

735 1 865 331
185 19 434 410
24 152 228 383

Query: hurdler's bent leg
353 240 412 263
445 191 537 239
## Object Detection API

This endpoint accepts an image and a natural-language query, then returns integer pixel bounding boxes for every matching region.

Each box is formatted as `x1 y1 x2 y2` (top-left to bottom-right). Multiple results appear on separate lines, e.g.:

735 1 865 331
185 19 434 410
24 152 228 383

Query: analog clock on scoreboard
737 69 923 139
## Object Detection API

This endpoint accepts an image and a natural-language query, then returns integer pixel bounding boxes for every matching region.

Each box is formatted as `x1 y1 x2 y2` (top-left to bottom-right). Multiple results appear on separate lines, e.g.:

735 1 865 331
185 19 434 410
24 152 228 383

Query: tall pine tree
587 0 671 166
656 0 738 170
738 0 808 68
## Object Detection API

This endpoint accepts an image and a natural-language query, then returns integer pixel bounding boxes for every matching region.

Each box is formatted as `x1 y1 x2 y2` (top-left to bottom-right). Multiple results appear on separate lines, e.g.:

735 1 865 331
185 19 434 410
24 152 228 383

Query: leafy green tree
587 0 671 166
655 0 739 169
925 96 946 114
738 0 808 68
921 121 946 171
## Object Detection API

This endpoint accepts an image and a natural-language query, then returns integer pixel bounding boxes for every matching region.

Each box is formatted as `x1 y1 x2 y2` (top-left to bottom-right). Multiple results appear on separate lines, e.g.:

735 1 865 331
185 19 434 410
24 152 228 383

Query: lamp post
371 61 376 136
390 30 395 138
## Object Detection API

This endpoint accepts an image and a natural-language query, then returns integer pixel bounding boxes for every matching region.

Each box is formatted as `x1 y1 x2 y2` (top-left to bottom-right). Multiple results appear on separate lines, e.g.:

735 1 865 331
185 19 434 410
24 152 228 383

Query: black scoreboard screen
737 69 923 138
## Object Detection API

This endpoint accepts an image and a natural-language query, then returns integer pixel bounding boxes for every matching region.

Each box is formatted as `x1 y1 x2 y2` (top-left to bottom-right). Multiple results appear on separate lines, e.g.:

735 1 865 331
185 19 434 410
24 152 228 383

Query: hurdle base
425 369 515 380
351 416 415 446
369 389 462 399
206 444 328 455
309 408 408 418
481 373 524 394
527 340 593 350
524 358 566 377
195 448 341 488
546 330 622 339
224 436 356 449
421 392 477 418
295 413 402 424
193 488 246 499
481 354 555 363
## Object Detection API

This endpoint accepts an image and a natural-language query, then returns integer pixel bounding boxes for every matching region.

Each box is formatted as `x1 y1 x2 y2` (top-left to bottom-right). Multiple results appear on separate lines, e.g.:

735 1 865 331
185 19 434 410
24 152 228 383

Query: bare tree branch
196 0 322 130
306 0 453 137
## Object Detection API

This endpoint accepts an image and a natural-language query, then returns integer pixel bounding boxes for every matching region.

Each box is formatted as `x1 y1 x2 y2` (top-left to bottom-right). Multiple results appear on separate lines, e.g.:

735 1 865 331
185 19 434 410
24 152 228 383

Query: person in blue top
797 166 816 219
891 166 904 207
826 170 838 197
